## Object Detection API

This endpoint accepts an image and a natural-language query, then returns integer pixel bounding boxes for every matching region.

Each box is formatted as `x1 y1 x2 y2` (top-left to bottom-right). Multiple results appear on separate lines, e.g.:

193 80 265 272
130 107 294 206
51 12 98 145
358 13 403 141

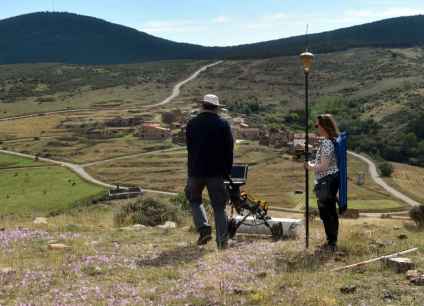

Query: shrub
170 192 211 214
378 162 394 177
409 205 424 229
113 198 182 227
171 192 191 211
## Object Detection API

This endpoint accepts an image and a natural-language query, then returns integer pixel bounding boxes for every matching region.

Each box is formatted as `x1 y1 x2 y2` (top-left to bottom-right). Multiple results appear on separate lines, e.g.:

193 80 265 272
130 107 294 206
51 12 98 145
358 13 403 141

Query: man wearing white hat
185 94 234 249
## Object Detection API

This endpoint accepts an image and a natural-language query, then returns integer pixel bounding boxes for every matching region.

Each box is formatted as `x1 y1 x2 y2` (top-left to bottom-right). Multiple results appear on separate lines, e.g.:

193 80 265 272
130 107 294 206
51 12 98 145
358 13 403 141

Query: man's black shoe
197 227 212 246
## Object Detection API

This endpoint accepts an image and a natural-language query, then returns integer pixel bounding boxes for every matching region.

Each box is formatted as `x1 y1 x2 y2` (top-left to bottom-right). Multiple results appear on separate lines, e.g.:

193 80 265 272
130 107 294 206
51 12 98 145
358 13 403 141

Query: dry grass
86 142 403 211
0 110 177 163
0 115 65 139
87 149 188 191
386 162 424 204
0 60 206 118
1 207 423 305
86 143 280 193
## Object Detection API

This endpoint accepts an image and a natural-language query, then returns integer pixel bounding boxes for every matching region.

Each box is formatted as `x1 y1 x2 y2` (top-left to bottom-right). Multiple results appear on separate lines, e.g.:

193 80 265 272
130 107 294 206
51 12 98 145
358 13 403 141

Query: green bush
113 198 182 227
409 205 424 229
378 162 394 177
170 192 211 213
171 192 191 211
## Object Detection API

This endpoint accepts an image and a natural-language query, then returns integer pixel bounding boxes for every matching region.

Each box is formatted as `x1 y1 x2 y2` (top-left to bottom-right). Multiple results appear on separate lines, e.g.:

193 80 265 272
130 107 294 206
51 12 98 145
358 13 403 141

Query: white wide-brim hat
201 94 224 107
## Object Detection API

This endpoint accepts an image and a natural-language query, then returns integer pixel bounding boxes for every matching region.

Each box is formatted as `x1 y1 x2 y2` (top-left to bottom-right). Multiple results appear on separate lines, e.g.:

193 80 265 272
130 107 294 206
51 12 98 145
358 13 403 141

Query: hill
223 14 424 59
0 12 218 64
0 12 424 64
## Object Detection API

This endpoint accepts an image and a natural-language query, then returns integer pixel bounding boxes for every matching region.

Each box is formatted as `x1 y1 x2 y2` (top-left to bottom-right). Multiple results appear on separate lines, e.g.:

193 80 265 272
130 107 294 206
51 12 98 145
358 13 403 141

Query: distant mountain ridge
0 12 424 64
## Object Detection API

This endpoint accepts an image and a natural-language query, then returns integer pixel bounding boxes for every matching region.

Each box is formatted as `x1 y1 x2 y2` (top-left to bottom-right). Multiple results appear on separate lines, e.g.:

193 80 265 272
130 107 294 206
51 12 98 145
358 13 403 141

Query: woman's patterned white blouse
310 138 339 180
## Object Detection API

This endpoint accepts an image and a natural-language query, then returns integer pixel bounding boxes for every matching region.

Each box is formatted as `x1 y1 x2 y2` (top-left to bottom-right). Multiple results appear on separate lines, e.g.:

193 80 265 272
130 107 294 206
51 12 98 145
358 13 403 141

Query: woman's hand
305 161 316 170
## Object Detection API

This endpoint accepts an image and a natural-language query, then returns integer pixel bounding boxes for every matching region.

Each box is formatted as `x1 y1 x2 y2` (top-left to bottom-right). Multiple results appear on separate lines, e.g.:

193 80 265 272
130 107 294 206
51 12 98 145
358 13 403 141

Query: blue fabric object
333 132 348 209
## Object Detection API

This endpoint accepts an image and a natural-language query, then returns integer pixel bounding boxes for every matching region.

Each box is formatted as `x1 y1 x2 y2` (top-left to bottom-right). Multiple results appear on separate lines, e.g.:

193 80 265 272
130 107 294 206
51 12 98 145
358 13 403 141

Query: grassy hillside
0 154 105 216
179 48 424 166
386 162 424 204
0 60 205 117
1 47 423 166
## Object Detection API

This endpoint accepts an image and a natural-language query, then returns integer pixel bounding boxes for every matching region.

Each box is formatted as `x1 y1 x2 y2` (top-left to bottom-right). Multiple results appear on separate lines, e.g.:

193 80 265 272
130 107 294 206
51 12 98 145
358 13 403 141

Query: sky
1 0 424 46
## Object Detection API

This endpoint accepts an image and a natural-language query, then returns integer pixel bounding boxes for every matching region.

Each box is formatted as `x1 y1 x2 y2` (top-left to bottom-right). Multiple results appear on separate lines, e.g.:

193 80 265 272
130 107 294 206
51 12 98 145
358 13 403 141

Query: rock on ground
48 243 70 250
386 257 415 273
157 221 177 229
33 217 48 225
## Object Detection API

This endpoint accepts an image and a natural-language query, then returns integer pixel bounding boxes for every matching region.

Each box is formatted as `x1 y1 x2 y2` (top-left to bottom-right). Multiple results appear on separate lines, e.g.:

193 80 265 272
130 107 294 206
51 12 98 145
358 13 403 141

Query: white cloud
138 6 424 46
343 7 424 21
212 16 230 24
268 12 288 21
141 20 206 34
379 7 424 17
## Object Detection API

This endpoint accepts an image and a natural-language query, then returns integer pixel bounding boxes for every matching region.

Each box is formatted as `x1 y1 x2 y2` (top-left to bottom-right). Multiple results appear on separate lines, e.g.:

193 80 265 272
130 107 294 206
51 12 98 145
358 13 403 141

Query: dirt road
348 151 421 207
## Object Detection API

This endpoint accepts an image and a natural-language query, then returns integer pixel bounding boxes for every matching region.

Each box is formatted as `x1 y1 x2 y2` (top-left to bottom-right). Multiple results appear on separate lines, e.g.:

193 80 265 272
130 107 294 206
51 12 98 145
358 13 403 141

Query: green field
0 154 105 216
0 153 44 168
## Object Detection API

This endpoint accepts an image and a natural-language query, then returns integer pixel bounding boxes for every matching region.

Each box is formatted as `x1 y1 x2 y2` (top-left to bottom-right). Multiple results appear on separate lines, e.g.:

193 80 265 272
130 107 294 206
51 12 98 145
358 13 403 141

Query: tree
378 162 394 177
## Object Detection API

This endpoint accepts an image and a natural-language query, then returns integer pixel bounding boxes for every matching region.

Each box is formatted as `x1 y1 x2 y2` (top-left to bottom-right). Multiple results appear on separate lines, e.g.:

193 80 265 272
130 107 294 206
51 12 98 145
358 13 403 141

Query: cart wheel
271 222 283 241
228 218 238 239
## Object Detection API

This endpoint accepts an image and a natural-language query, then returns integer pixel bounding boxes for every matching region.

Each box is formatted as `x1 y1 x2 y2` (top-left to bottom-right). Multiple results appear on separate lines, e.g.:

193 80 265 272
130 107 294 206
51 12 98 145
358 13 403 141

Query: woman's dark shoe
326 244 337 253
197 227 212 246
317 242 337 253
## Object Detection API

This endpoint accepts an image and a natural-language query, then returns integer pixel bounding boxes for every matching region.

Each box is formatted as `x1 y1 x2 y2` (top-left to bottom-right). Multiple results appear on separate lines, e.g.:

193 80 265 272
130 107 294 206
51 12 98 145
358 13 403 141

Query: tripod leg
228 213 253 239
271 222 284 241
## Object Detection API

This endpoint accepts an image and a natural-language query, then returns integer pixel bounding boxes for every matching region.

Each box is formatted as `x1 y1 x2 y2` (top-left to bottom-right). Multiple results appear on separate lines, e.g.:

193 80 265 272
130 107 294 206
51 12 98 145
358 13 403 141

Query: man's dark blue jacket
186 112 234 178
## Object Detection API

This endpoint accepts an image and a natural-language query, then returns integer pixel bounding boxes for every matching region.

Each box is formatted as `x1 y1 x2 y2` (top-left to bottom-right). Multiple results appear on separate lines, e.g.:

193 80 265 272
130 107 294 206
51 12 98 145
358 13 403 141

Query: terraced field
86 141 404 211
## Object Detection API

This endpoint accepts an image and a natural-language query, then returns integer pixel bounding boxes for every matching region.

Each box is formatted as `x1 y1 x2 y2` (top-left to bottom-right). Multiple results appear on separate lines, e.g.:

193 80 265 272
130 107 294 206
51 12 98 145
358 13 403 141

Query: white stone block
233 216 302 238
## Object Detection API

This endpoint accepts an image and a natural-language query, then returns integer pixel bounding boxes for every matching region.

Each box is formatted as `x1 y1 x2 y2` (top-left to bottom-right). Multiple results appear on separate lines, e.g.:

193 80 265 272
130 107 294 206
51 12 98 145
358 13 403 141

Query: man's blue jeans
185 177 229 245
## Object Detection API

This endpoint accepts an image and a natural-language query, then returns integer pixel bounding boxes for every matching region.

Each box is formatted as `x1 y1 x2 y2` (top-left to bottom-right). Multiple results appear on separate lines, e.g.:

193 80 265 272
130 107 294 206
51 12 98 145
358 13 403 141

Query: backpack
332 132 348 211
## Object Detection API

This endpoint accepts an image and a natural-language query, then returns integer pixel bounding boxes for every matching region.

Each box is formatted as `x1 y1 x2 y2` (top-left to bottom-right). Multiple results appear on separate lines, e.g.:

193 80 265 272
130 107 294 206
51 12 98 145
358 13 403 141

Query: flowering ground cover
1 205 423 305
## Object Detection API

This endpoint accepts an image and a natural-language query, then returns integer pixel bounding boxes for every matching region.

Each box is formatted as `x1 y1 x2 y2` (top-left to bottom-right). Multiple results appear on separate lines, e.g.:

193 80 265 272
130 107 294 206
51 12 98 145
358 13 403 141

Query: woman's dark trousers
317 174 340 246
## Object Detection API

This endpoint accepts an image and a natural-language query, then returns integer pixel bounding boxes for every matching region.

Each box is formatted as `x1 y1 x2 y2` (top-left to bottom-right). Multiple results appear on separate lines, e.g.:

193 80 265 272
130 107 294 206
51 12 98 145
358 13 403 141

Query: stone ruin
161 109 184 125
259 127 291 149
104 116 144 128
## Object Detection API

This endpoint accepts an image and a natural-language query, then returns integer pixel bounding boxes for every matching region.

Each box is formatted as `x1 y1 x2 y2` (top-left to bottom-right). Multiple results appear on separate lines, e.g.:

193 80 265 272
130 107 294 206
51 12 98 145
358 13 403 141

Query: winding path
0 61 223 196
0 149 177 196
348 151 421 207
143 60 223 108
269 152 420 218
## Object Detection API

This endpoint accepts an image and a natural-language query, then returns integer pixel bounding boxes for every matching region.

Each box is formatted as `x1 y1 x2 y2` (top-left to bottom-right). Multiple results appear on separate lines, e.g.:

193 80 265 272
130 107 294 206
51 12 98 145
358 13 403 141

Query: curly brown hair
317 114 340 139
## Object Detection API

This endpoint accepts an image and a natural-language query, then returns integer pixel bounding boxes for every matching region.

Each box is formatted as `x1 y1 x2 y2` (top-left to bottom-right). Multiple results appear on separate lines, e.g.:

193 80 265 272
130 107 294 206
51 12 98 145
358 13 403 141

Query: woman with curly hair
306 114 340 252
